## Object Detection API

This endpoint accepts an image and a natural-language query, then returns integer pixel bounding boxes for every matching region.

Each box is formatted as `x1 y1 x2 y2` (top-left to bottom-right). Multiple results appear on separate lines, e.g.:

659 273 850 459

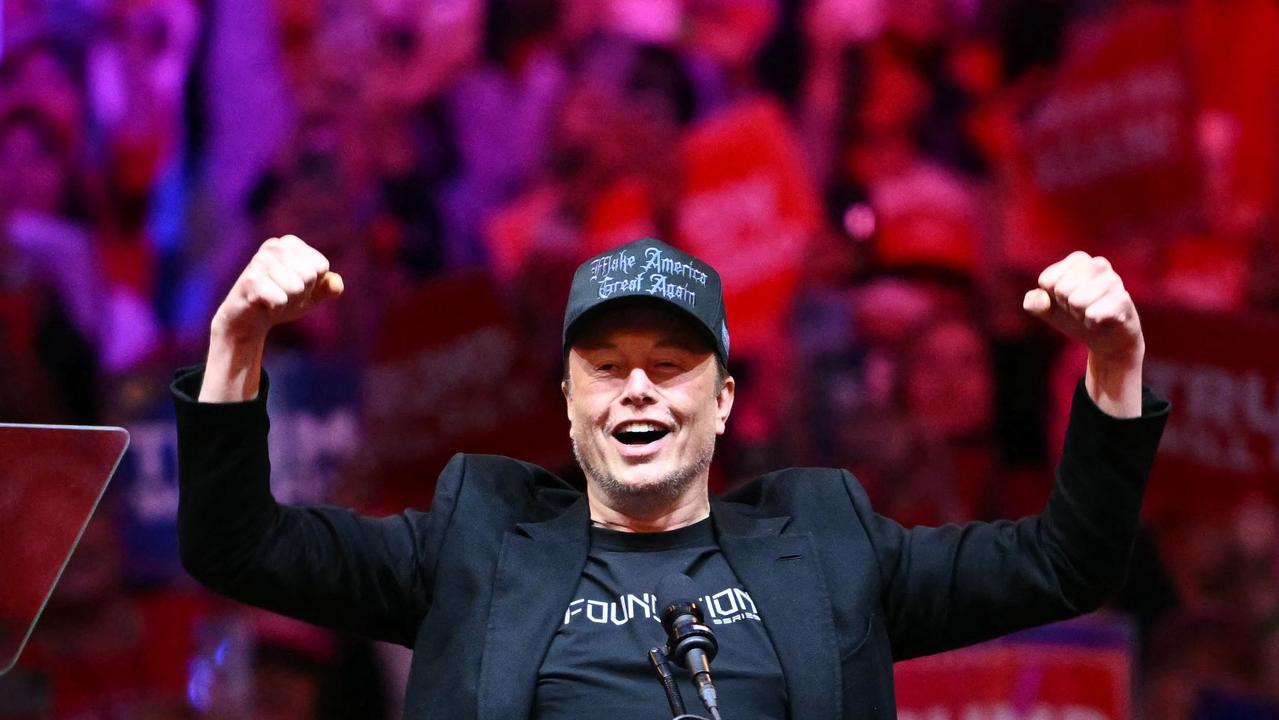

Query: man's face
563 304 733 512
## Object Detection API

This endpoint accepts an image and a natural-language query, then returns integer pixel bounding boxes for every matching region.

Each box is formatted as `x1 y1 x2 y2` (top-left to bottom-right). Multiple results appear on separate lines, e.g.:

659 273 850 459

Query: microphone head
655 573 701 632
655 573 718 664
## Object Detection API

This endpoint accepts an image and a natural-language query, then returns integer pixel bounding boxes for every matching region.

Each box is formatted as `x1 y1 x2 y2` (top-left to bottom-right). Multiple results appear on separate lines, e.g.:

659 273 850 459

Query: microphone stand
647 646 716 720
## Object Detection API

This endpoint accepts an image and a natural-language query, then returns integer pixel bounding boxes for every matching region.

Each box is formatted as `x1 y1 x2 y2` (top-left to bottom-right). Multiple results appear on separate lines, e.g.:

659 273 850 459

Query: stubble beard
571 430 715 516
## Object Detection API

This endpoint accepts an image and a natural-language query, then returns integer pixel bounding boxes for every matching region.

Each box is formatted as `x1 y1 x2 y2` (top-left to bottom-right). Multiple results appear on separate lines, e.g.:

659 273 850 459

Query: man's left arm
854 252 1170 659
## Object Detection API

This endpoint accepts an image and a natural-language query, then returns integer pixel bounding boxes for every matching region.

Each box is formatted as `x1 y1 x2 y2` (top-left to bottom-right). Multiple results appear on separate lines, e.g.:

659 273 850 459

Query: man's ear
715 375 735 435
561 379 572 423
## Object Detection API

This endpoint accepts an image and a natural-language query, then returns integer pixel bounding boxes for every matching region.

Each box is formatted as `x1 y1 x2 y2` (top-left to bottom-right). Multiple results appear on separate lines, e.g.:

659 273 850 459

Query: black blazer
172 368 1168 719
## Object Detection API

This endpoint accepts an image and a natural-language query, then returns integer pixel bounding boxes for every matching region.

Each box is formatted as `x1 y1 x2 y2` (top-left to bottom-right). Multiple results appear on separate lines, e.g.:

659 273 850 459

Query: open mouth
612 422 671 446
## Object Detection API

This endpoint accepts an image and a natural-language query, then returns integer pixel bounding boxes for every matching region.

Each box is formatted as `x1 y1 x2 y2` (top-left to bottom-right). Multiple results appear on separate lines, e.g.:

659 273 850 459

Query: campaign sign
894 615 1134 719
114 355 359 584
484 178 658 285
1016 2 1198 241
1140 306 1279 526
676 99 821 356
360 272 570 512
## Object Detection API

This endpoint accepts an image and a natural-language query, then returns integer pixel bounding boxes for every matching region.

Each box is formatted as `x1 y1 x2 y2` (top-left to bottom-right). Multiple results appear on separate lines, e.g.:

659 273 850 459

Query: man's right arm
176 235 436 646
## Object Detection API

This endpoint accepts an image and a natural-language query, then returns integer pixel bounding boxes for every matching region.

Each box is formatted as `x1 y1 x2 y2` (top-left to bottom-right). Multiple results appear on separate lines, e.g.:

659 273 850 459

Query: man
173 235 1168 718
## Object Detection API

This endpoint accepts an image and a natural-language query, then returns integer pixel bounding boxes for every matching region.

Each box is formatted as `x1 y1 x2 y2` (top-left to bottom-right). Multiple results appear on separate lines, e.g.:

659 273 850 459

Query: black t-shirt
534 518 788 719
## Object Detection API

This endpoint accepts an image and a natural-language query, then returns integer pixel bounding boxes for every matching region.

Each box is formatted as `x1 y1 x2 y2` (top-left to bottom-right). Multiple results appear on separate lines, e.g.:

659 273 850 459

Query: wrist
210 307 270 349
201 312 268 403
1090 339 1145 373
1085 343 1145 419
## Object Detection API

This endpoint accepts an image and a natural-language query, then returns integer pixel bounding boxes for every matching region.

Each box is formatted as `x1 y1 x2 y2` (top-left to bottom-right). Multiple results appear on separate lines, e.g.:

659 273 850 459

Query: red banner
676 99 821 356
895 646 1131 720
1141 306 1279 527
1015 3 1198 242
895 617 1134 719
357 273 571 511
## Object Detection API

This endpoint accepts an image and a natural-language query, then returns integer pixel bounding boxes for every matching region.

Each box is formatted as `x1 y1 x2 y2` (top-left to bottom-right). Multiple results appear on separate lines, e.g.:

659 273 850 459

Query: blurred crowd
1 0 1278 717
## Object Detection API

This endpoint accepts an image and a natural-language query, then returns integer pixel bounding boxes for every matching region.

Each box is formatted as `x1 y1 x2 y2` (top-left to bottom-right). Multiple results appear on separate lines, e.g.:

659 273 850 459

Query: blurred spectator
828 35 986 278
442 0 566 266
0 39 86 151
680 0 781 114
0 35 166 373
237 612 389 720
244 105 380 357
1144 608 1271 720
0 105 100 423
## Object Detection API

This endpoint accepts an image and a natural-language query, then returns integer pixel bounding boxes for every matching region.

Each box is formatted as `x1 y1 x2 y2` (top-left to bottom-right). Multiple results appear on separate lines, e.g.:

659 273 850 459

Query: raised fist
212 235 344 342
1023 251 1144 363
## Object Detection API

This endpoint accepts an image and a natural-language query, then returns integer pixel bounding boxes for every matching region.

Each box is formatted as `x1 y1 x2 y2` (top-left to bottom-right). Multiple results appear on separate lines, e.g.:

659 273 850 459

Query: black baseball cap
562 238 730 364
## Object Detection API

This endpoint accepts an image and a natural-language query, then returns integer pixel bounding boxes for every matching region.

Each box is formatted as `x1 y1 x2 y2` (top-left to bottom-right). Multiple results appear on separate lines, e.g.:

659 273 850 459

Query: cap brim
562 295 724 364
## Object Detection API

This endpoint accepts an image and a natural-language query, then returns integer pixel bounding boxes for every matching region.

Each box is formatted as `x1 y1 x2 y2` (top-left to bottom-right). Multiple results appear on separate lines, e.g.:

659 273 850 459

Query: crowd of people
2 0 1278 717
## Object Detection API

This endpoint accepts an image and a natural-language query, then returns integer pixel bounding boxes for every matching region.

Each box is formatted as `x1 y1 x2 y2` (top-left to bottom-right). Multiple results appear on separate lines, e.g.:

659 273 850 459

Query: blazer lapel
712 497 843 720
477 495 590 720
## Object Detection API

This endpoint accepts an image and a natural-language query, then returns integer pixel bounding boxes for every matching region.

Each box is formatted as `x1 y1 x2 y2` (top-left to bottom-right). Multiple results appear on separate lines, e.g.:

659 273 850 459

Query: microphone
655 574 723 720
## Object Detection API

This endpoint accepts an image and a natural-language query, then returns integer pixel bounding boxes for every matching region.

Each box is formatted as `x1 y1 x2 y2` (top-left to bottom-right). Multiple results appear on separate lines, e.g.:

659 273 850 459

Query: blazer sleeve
846 379 1170 660
171 366 460 647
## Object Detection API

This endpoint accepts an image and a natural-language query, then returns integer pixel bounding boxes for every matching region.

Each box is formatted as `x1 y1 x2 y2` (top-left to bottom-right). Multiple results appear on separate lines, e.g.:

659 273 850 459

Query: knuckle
1038 265 1059 287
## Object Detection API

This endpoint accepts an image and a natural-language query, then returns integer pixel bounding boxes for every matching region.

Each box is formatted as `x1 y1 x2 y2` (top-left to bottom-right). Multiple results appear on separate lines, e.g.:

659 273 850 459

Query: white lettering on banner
963 707 1016 720
1032 112 1177 190
1146 359 1279 473
126 422 180 522
365 327 515 421
899 706 1107 720
561 588 761 627
269 410 358 504
1027 62 1187 191
125 407 357 523
363 326 541 465
1033 65 1181 132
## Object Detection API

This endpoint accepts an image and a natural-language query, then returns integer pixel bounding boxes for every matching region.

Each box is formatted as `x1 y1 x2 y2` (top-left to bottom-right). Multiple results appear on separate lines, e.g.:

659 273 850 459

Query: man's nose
621 367 657 406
